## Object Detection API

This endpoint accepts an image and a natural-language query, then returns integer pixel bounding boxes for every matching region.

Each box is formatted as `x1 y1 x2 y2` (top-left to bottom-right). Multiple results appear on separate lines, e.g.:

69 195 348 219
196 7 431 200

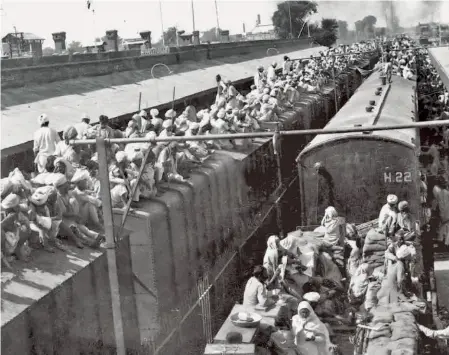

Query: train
296 70 420 227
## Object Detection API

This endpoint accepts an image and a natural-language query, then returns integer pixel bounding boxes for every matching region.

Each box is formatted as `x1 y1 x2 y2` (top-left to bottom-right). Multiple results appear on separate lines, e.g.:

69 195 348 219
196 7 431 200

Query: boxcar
296 73 419 225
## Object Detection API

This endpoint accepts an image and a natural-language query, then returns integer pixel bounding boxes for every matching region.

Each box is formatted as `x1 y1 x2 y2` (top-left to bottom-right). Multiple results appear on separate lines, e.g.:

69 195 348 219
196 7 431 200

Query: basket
230 312 262 328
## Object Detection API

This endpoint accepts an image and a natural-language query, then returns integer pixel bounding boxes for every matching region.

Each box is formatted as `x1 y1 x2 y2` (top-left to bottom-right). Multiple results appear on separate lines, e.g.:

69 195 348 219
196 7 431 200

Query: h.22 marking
384 171 412 183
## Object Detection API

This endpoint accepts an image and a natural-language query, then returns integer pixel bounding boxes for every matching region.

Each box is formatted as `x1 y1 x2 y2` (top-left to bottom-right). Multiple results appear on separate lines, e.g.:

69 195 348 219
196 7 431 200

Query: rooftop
2 32 45 42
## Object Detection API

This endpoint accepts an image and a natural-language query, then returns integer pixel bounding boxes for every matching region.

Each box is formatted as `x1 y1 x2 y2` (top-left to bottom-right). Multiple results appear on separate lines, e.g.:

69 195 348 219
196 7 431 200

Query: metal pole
159 0 165 46
71 120 449 146
288 1 293 39
191 0 196 33
273 124 284 237
96 137 126 355
332 67 338 113
214 0 220 40
138 92 142 111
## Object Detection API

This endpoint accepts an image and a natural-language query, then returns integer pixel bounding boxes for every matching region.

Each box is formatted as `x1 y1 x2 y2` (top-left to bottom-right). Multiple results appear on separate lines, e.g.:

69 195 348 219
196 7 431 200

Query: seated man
243 265 277 308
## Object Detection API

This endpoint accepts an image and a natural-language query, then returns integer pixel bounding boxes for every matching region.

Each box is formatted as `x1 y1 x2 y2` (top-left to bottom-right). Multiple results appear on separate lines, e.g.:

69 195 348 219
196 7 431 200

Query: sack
390 323 418 341
366 229 387 243
387 338 416 352
368 327 391 340
365 345 390 355
393 312 415 323
363 243 387 253
365 281 382 311
371 311 394 324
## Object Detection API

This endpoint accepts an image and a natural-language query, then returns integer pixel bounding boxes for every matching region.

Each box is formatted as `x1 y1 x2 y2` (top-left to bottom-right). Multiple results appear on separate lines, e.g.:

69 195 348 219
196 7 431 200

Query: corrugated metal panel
298 72 416 160
429 46 449 91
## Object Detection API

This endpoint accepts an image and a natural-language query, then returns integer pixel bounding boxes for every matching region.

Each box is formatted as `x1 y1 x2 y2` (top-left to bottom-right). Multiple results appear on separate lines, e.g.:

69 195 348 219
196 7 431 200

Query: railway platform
0 47 324 151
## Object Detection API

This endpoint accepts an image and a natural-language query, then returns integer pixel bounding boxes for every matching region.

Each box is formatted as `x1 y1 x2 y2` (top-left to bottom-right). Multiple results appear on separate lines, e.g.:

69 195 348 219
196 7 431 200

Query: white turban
217 110 225 119
189 122 200 130
303 292 321 303
71 169 90 183
145 131 157 140
1 193 20 209
387 194 398 204
150 108 159 117
0 178 12 197
165 109 177 119
51 173 68 187
128 150 144 162
139 110 148 117
162 120 172 129
37 113 49 125
115 151 127 163
30 186 52 206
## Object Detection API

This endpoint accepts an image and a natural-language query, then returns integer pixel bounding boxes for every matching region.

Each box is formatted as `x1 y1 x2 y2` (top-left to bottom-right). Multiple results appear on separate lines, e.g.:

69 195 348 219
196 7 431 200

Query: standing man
33 114 61 173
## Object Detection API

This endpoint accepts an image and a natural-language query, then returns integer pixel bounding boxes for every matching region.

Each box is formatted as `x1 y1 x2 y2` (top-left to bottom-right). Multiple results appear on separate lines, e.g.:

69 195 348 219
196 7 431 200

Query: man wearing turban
34 114 61 173
378 194 399 237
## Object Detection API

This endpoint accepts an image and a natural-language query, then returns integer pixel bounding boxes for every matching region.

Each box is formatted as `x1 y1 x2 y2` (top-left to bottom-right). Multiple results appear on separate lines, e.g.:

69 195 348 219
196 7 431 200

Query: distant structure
83 40 106 53
417 22 449 45
52 32 66 53
245 14 276 41
1 32 44 58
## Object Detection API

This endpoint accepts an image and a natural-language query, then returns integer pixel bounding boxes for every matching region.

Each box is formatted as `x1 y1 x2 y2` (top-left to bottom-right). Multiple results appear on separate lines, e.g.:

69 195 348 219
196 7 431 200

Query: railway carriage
296 72 420 226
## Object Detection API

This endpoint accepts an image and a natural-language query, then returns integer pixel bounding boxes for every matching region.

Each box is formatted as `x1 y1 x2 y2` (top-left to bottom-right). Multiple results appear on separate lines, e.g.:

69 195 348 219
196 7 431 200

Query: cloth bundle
363 229 387 269
365 304 420 355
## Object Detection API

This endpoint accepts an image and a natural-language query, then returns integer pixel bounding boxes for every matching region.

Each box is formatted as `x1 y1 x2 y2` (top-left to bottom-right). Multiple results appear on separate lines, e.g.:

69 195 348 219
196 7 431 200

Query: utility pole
13 26 21 57
159 0 165 46
288 1 293 39
191 0 196 33
214 0 220 41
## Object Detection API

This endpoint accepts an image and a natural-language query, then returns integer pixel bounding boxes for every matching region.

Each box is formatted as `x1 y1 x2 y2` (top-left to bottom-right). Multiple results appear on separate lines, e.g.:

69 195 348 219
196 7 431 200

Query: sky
1 0 449 48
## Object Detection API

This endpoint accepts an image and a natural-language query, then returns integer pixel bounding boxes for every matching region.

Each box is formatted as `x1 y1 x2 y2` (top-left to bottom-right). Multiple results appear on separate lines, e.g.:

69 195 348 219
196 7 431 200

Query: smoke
418 1 442 22
379 2 400 33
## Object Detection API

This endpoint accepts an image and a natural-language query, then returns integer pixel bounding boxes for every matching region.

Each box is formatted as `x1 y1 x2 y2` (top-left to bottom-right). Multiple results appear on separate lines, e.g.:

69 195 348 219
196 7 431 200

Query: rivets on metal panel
369 100 376 106
365 106 374 112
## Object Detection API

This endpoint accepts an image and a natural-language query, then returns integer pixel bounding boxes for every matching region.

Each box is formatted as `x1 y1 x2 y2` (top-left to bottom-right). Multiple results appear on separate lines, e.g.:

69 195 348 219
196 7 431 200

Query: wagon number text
384 172 412 183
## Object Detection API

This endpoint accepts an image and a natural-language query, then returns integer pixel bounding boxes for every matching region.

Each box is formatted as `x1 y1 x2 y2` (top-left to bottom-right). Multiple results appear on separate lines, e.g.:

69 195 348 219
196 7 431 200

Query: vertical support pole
332 67 338 114
138 92 142 111
273 125 284 238
96 137 126 355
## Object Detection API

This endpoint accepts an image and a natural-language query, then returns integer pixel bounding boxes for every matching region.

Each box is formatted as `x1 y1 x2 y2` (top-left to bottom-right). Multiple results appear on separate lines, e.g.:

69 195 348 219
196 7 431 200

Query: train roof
297 72 416 161
428 46 449 91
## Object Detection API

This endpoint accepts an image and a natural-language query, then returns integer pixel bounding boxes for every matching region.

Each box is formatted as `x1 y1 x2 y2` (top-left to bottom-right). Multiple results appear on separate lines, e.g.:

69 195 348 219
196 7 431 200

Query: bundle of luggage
363 229 387 270
364 302 422 355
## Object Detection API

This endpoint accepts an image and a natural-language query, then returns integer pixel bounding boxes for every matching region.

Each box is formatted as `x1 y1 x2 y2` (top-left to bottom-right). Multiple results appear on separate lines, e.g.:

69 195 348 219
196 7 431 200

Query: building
1 32 44 58
245 24 277 41
122 38 149 51
244 14 277 41
83 40 106 53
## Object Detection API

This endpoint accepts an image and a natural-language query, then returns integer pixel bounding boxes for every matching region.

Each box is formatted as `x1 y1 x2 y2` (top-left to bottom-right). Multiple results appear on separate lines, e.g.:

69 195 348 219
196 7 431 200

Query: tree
354 20 364 38
337 20 348 39
42 47 55 56
201 27 220 43
67 41 83 54
162 26 178 46
272 1 318 39
312 18 338 47
321 18 338 32
361 15 377 38
375 27 387 37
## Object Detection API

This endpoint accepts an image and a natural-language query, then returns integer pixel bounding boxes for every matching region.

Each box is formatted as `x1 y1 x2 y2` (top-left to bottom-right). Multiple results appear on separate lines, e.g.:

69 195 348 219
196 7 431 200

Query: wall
1 38 312 89
1 234 139 355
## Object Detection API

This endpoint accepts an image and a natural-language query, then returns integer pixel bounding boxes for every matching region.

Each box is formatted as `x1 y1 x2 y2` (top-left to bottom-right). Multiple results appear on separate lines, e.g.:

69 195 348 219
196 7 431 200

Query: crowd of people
0 42 377 269
226 37 449 355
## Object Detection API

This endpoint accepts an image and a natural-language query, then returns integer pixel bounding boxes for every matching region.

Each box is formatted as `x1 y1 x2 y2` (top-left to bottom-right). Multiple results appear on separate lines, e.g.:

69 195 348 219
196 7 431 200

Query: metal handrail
70 120 449 146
